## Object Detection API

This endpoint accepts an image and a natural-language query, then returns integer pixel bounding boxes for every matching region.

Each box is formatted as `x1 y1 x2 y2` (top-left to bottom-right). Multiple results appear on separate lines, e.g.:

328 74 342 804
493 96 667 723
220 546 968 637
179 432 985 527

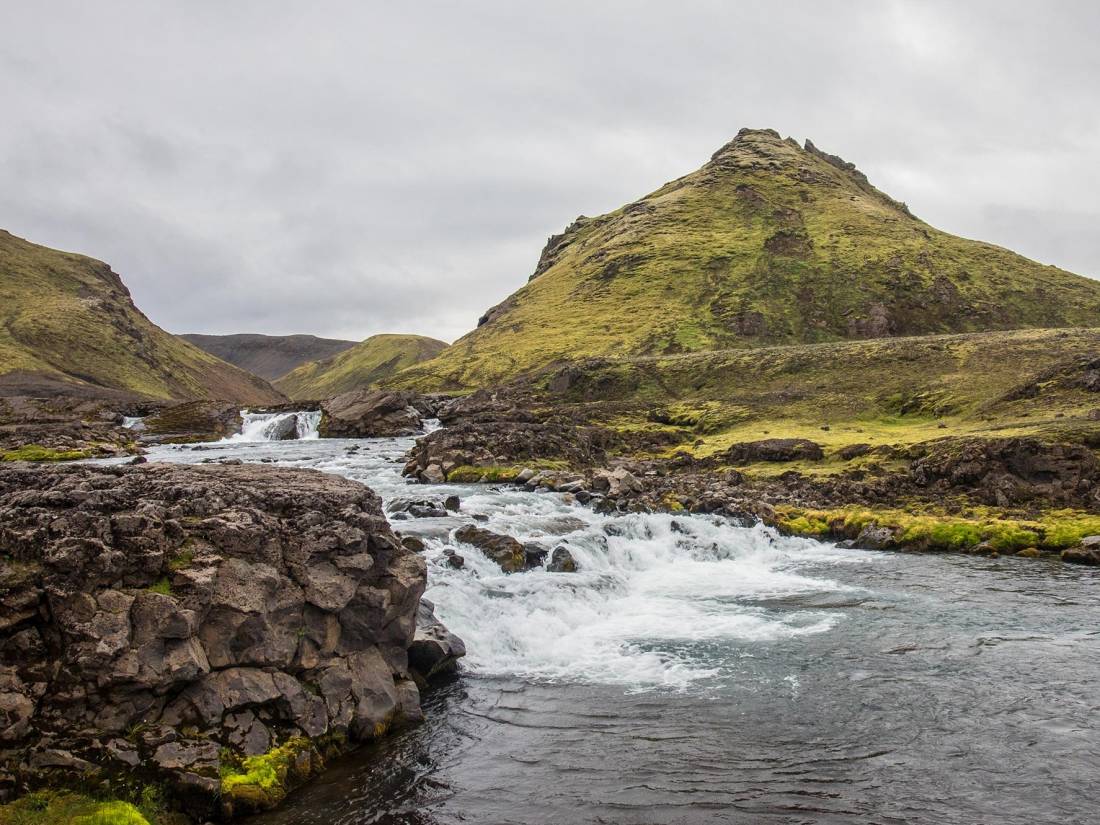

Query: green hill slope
392 128 1100 390
275 333 448 399
0 230 284 403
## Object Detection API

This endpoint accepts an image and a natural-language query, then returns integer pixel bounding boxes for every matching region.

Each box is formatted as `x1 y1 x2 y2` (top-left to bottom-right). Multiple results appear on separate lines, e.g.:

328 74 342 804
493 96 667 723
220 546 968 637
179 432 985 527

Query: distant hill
181 333 358 381
275 334 448 399
390 128 1100 390
0 229 284 403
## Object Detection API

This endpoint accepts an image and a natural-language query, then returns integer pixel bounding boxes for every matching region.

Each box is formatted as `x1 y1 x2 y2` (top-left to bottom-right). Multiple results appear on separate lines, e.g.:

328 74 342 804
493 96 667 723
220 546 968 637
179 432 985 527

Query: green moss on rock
0 792 151 825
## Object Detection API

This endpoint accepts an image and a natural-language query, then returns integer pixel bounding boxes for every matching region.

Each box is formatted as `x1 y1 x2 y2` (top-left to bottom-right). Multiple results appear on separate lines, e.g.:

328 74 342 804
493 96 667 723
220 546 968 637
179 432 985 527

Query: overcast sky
2 1 1098 342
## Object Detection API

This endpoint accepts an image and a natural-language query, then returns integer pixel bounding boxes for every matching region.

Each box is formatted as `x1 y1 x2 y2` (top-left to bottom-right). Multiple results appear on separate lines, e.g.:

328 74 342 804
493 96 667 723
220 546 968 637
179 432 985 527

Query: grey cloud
1 0 1097 342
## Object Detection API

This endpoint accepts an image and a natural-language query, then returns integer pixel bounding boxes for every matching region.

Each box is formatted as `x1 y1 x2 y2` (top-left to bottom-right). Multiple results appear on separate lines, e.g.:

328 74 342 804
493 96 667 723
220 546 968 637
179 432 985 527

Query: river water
122 419 1100 824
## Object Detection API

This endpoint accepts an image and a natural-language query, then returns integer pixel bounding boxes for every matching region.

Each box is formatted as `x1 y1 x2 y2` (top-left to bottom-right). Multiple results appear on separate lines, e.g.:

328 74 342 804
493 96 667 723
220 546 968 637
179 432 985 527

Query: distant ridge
276 334 449 399
182 333 358 381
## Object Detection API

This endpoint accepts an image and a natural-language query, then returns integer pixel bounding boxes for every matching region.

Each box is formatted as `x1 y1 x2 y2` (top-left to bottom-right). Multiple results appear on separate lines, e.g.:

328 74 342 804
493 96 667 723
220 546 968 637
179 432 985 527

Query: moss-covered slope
275 333 448 399
393 128 1100 390
0 230 284 403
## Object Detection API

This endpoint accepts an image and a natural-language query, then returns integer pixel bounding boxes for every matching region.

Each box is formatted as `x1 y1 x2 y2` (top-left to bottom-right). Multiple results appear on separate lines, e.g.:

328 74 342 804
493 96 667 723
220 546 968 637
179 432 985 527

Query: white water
121 416 145 430
227 410 321 442
119 426 876 691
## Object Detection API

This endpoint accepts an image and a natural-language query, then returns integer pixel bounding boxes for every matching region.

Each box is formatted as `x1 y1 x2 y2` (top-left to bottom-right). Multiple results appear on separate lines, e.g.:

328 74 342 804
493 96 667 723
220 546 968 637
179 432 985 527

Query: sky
2 1 1099 343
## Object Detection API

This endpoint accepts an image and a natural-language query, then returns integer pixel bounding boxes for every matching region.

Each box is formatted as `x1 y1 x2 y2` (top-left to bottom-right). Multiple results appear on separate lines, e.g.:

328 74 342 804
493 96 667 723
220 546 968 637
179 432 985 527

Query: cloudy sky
2 1 1098 342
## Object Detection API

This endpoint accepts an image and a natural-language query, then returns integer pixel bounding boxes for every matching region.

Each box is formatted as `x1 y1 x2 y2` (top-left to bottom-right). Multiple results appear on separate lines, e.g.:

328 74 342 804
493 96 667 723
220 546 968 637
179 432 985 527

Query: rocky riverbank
400 390 1100 563
0 462 463 821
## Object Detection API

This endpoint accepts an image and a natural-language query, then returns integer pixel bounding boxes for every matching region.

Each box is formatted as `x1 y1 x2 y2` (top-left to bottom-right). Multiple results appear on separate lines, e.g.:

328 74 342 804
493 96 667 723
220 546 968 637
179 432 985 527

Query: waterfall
228 410 322 442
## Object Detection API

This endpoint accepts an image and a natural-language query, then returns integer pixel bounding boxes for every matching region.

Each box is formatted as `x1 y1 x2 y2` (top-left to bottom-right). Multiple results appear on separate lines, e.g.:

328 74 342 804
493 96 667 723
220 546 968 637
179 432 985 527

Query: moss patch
0 792 151 825
774 505 1099 555
1 444 91 462
220 737 315 814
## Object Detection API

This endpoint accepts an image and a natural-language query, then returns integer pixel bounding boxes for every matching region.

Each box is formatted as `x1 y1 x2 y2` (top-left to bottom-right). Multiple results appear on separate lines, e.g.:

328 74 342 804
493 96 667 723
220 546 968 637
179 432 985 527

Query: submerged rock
0 462 463 820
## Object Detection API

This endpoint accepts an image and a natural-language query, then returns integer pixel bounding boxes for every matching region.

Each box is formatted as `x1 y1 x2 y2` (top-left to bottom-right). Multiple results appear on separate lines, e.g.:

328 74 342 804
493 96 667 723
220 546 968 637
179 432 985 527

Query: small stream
111 420 1100 824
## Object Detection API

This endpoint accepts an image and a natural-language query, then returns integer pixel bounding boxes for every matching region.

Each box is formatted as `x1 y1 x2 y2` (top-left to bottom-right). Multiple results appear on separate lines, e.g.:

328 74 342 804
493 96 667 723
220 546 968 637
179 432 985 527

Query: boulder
319 390 424 438
267 414 299 441
0 462 463 820
1062 535 1100 566
453 525 530 573
725 438 825 463
592 467 643 496
548 546 578 573
407 599 466 682
388 499 449 519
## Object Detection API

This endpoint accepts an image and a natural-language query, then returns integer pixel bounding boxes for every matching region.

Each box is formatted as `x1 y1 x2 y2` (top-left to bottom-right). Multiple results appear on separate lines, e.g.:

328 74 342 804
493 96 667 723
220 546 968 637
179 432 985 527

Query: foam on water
228 410 321 442
101 425 873 690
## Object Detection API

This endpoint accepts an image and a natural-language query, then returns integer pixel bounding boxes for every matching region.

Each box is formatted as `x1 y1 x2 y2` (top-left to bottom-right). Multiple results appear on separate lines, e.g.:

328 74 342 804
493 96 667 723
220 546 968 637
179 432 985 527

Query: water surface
118 424 1100 824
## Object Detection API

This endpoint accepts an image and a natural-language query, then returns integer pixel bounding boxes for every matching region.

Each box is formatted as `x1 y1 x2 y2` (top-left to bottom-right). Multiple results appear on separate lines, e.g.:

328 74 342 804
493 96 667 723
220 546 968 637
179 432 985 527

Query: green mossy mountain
275 333 448 399
392 128 1100 390
0 230 284 403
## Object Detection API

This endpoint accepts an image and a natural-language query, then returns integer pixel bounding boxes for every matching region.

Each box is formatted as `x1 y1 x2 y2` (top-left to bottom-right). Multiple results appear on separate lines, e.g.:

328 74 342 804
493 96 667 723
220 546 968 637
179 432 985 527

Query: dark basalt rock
319 390 424 438
909 437 1100 508
453 525 533 573
1061 535 1100 565
724 438 825 464
143 400 244 443
0 462 463 819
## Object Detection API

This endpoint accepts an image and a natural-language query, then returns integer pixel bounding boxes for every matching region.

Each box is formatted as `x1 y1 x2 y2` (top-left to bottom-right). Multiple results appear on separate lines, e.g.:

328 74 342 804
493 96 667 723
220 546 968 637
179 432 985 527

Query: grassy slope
274 333 448 399
542 327 1100 467
0 230 283 403
392 129 1100 390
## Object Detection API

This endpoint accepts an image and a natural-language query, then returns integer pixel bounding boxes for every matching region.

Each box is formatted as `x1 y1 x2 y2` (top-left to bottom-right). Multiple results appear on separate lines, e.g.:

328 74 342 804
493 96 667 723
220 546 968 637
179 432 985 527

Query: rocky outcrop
407 600 466 682
0 462 462 819
143 400 243 444
725 438 825 463
909 437 1100 508
452 525 545 573
0 395 140 458
319 390 426 438
1060 535 1100 565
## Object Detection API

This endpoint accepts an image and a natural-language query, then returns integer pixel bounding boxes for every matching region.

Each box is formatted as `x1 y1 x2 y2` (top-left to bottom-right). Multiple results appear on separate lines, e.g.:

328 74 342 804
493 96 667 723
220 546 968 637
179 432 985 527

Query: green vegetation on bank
389 129 1100 391
275 334 448 399
1 444 91 462
0 791 156 825
774 505 1100 555
220 738 314 812
0 229 283 403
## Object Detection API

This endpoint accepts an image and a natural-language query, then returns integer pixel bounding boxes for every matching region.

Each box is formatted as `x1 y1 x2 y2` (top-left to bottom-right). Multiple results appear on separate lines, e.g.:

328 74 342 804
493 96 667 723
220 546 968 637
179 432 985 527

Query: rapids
103 422 1100 824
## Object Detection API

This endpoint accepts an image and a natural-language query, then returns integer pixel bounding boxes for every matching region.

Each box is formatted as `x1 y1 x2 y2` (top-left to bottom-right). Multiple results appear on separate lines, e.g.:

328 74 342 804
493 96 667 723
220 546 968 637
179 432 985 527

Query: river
119 413 1100 824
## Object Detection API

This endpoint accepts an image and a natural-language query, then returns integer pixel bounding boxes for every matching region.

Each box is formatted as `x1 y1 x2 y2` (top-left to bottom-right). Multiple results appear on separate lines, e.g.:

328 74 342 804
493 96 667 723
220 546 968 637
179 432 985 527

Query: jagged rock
267 414 299 441
143 400 244 443
548 546 577 573
725 439 825 463
408 599 466 682
1062 535 1100 565
388 499 449 519
592 467 643 496
0 462 463 820
909 438 1100 508
453 525 529 573
319 390 423 438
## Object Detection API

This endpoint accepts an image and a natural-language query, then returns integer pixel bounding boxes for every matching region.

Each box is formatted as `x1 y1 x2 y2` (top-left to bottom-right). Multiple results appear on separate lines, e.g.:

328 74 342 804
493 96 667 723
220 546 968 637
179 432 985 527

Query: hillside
392 128 1100 390
275 333 448 399
0 230 284 403
181 333 357 380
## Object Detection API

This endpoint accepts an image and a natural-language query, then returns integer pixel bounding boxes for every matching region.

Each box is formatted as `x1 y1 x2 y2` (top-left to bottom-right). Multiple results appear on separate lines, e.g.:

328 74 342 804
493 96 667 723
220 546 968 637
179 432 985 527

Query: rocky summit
0 462 462 820
390 129 1100 389
0 230 285 404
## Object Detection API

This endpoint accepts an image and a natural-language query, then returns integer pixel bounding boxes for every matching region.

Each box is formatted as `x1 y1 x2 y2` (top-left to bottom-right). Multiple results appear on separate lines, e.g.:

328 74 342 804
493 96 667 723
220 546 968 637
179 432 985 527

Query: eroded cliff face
0 463 458 819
